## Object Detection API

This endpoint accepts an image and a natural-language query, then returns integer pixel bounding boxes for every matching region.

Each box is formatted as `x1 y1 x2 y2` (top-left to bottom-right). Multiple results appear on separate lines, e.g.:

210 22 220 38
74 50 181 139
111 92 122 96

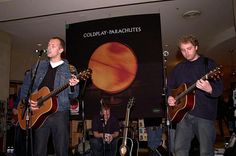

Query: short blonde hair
177 34 199 49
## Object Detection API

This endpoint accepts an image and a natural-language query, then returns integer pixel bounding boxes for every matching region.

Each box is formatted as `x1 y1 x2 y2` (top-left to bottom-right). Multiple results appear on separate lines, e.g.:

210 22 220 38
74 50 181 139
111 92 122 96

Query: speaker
224 133 236 156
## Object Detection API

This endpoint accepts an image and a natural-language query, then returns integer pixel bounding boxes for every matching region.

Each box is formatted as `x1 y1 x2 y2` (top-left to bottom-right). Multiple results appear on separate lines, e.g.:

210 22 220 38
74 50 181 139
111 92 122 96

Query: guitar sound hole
176 100 180 105
37 97 43 107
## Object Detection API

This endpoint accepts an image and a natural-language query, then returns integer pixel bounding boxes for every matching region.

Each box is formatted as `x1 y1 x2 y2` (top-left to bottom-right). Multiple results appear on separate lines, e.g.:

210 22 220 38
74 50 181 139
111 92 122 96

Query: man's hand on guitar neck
168 79 213 107
69 74 79 86
196 79 212 94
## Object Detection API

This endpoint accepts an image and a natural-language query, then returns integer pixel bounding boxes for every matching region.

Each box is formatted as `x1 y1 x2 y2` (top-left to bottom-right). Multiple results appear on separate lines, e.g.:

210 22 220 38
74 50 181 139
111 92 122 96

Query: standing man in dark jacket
167 35 223 156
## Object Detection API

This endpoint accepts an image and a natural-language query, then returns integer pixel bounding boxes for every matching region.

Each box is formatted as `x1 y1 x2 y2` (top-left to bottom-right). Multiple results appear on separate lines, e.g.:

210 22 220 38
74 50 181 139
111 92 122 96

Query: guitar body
154 126 173 156
154 146 168 156
17 69 92 130
115 97 137 156
168 83 195 123
17 87 58 130
115 137 139 156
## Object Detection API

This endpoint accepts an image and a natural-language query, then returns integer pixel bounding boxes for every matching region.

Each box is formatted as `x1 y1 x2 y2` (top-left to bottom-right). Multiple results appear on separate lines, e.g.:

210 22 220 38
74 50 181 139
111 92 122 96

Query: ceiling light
182 10 201 19
0 0 12 3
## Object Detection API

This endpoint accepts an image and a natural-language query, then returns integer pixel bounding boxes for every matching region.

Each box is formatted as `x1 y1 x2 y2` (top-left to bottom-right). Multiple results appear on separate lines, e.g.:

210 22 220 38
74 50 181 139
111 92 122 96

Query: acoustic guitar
168 67 222 123
116 97 139 156
17 68 92 130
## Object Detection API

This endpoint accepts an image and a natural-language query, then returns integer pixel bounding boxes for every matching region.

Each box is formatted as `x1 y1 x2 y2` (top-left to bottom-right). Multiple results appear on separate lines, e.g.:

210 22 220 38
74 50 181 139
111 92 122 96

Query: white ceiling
0 0 235 90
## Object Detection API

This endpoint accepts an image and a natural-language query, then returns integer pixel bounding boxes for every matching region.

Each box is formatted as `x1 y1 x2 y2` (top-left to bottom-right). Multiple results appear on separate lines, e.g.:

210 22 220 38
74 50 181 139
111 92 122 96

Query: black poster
66 14 164 119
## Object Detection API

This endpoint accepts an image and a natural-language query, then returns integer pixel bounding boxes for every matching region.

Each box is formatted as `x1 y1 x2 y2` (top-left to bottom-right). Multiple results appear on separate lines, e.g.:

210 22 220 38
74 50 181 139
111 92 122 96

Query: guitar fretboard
38 83 70 106
175 68 219 101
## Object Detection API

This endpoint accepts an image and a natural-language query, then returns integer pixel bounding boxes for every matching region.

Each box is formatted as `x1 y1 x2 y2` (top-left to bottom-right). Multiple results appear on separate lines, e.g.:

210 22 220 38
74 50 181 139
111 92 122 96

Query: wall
10 48 38 82
0 31 11 100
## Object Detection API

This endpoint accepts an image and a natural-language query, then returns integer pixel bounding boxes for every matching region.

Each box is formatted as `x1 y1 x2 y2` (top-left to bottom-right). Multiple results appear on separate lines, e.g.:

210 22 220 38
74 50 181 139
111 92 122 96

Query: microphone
35 49 47 53
100 98 104 106
100 114 107 127
100 98 107 126
100 114 104 122
163 51 169 57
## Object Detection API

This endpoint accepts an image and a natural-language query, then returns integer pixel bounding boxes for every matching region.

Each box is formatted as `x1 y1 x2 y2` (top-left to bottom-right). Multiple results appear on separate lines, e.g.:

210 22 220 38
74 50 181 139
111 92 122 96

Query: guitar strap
188 56 209 85
204 57 209 74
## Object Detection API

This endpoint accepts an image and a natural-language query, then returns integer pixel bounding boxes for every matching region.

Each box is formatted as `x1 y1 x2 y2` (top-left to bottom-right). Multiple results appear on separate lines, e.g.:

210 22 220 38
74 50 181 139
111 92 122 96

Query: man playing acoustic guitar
167 35 223 156
19 37 80 156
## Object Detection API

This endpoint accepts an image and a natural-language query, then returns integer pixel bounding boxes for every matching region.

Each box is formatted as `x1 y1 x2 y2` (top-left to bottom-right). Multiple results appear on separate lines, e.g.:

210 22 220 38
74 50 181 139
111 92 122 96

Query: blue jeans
146 126 162 150
174 114 215 156
33 111 69 156
90 137 117 156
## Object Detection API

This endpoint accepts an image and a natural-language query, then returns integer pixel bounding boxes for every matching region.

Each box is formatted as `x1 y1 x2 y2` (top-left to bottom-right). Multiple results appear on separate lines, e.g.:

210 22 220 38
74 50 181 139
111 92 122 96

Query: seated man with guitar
167 35 223 156
18 37 80 156
90 99 120 156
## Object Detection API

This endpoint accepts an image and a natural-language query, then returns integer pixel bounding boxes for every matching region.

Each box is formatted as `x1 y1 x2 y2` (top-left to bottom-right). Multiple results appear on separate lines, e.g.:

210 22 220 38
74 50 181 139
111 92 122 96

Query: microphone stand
162 51 172 156
78 79 88 156
22 51 43 156
102 117 106 156
100 99 106 156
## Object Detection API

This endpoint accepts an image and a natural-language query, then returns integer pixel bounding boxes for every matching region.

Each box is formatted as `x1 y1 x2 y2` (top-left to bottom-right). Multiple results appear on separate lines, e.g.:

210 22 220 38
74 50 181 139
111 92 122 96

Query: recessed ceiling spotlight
182 10 201 19
0 0 11 3
37 43 42 47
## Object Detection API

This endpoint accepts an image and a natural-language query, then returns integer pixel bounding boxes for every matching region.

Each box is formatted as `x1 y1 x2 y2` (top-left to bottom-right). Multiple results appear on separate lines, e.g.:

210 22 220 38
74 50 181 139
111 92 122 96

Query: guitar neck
37 68 92 105
122 109 131 145
175 83 196 101
175 74 209 101
51 71 91 97
38 83 70 105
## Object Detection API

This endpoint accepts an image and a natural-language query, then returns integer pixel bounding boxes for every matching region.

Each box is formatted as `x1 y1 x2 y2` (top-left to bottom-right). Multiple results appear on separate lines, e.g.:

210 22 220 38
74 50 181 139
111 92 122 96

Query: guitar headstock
78 68 92 81
205 66 223 80
127 97 135 109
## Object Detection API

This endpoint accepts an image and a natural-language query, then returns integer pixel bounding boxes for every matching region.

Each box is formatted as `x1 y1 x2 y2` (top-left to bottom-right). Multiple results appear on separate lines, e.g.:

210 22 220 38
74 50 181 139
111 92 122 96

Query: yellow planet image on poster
88 42 138 93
